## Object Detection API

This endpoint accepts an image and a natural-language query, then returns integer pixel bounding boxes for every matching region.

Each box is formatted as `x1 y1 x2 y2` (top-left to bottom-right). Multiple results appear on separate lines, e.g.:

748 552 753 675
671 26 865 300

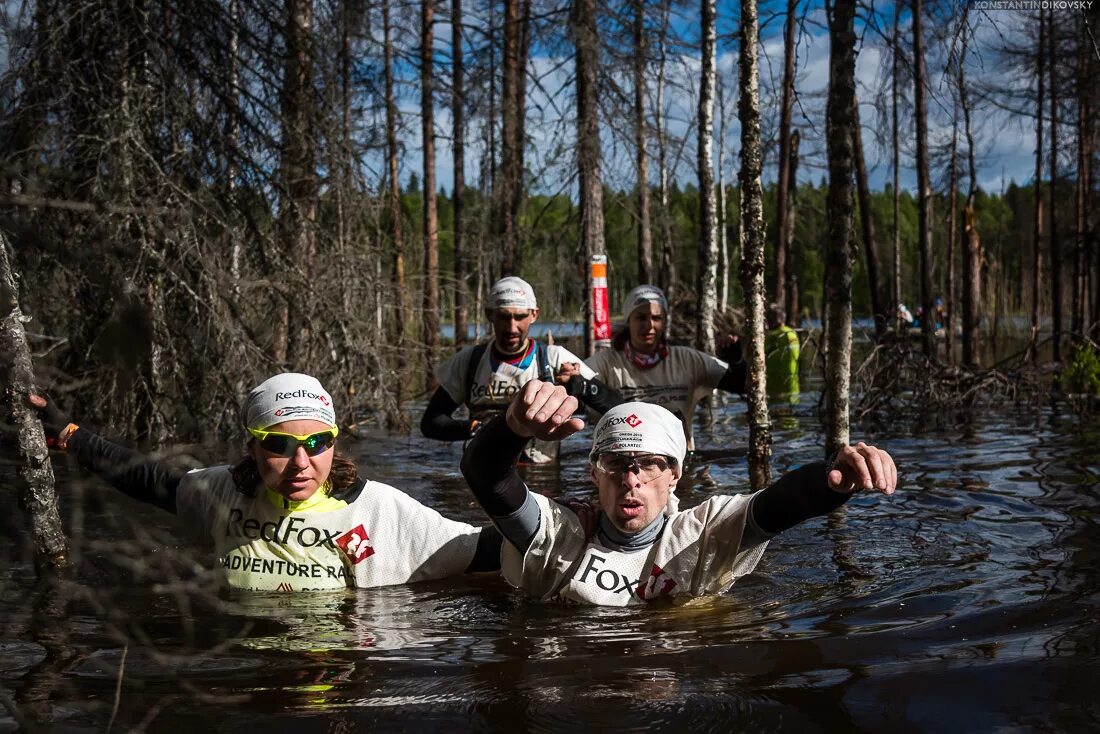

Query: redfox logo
336 524 375 564
604 413 644 429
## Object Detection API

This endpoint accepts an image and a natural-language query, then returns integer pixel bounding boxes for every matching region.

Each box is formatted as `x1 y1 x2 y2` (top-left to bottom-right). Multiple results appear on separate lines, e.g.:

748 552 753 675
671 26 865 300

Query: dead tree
383 0 407 367
453 0 468 345
1048 7 1062 362
738 0 772 488
696 0 718 355
656 0 676 297
783 130 801 324
852 91 886 339
422 0 440 386
277 0 319 367
946 100 959 364
775 0 799 317
1031 8 1045 355
913 0 936 357
634 0 653 284
717 72 730 312
574 0 605 355
892 0 902 330
959 6 982 368
498 0 522 274
824 0 856 456
0 232 68 576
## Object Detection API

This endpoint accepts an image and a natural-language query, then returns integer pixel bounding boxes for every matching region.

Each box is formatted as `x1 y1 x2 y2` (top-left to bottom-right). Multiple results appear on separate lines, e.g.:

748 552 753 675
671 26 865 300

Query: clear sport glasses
247 427 339 457
595 453 673 482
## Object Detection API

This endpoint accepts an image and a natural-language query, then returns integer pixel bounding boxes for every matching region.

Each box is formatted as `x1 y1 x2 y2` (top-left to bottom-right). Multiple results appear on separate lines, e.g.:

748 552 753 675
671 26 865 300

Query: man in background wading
421 276 621 464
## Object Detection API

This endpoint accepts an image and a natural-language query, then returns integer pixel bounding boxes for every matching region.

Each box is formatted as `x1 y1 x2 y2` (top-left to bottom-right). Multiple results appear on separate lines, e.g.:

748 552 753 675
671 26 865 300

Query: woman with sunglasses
462 381 897 606
29 373 501 592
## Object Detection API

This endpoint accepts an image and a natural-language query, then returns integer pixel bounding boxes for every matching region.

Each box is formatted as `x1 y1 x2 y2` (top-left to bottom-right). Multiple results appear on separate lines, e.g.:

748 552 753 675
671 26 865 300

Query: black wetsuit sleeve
464 525 504 573
460 416 539 550
64 428 183 514
715 339 747 395
716 360 747 395
564 375 625 415
749 461 851 534
420 387 474 441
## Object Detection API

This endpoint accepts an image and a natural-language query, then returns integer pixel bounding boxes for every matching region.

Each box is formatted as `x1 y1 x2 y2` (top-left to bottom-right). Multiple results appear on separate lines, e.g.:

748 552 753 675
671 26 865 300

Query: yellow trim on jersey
263 481 349 513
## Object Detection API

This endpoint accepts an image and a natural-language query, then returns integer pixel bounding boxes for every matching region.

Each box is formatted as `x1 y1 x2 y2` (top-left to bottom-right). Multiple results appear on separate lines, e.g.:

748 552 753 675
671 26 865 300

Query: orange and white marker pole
591 255 611 351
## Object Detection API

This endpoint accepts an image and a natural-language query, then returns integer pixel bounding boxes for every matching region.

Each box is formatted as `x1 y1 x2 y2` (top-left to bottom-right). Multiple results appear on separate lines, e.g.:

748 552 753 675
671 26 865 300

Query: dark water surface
3 394 1100 732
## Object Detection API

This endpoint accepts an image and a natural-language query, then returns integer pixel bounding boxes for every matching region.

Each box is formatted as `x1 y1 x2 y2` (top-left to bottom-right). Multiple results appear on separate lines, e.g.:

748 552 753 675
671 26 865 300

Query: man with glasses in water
461 381 898 605
421 276 621 463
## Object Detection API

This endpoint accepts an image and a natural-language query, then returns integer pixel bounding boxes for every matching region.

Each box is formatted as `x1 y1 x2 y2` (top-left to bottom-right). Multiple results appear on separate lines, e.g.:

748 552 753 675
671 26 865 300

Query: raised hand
827 442 898 495
505 381 585 441
27 394 76 447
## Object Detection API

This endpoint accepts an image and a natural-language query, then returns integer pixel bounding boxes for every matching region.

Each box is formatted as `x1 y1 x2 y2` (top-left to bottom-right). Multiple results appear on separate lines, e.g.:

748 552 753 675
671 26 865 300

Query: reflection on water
2 393 1100 732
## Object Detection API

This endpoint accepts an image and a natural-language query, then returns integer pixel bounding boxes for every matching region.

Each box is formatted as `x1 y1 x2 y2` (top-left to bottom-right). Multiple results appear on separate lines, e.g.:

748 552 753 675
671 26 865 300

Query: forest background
0 0 1096 445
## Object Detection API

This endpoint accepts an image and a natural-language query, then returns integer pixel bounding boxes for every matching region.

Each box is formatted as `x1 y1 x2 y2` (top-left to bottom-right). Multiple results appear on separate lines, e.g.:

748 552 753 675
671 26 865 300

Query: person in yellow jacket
764 303 800 401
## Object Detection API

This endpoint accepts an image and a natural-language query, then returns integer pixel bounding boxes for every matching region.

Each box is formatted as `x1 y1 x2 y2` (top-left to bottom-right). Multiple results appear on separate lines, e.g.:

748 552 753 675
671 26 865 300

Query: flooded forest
1 0 1099 730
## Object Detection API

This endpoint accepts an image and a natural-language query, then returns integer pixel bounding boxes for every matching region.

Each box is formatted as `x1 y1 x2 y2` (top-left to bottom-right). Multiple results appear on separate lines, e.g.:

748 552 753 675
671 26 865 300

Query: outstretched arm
29 395 183 513
461 382 585 551
420 386 477 441
751 442 898 534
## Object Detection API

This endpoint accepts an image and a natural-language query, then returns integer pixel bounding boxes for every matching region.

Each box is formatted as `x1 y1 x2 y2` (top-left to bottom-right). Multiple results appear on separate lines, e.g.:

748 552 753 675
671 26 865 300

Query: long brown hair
231 447 360 497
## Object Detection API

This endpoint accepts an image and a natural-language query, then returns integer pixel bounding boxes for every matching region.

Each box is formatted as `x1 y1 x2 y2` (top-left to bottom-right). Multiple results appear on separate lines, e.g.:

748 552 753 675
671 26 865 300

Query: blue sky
377 0 1045 199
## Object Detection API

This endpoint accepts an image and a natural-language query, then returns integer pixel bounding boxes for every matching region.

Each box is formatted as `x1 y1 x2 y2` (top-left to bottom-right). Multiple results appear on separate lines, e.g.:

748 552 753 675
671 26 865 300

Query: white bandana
487 276 537 311
622 284 668 319
590 402 687 474
241 373 337 430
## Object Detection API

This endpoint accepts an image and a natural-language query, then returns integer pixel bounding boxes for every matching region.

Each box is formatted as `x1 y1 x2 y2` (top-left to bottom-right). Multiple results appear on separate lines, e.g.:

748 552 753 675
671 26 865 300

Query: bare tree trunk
775 0 798 314
785 130 801 324
696 0 718 355
717 72 729 312
656 0 675 298
0 233 68 576
1031 9 1045 354
453 0 468 345
574 0 605 356
384 1 407 375
1048 8 1062 362
946 101 959 363
738 0 771 489
824 0 856 456
1078 16 1095 338
228 0 241 300
852 91 885 339
280 0 318 368
1072 16 1085 338
913 0 936 358
422 0 440 387
634 0 653 285
498 0 521 275
959 8 982 368
892 1 902 330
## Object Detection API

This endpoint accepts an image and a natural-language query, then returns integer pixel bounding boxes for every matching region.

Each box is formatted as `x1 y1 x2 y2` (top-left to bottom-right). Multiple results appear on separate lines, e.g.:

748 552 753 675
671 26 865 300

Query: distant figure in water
764 303 800 401
30 373 502 591
565 284 746 451
462 381 897 606
421 276 621 464
897 303 914 327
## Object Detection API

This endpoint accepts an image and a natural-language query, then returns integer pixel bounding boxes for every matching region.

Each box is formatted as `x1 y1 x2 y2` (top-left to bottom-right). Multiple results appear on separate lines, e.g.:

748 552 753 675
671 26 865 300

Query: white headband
590 402 686 472
487 276 537 311
241 373 337 430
